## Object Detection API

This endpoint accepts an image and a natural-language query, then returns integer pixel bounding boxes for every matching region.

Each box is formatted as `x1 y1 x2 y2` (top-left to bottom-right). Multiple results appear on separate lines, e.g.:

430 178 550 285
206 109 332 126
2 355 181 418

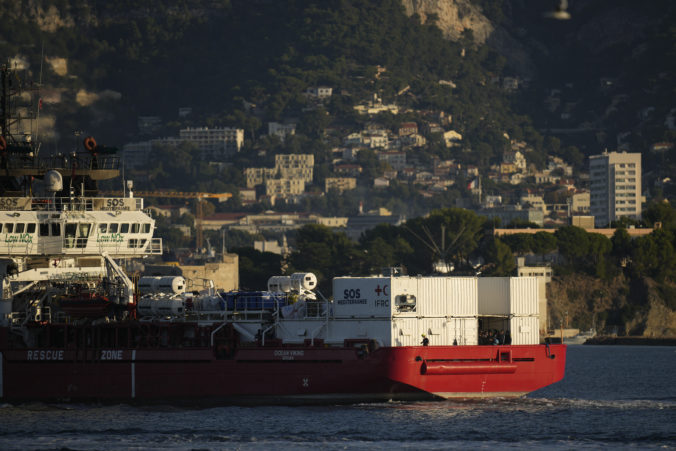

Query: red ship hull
0 340 566 403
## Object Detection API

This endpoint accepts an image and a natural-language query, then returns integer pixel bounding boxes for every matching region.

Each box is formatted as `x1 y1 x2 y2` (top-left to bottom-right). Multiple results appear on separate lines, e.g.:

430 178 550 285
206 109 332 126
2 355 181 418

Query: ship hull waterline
0 343 566 404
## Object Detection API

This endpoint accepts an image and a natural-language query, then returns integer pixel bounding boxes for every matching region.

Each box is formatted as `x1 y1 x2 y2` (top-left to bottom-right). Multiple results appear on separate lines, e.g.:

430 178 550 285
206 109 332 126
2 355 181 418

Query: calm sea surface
0 346 674 450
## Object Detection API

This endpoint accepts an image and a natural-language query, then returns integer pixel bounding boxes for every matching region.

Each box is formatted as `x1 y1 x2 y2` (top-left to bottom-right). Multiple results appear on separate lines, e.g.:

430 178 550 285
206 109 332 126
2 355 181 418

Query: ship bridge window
65 223 92 249
40 223 49 236
51 223 61 236
65 223 77 248
15 223 24 233
142 223 151 233
128 238 147 248
120 223 129 233
99 224 108 233
3 224 12 233
131 223 140 233
27 223 36 233
109 223 118 233
0 224 2 233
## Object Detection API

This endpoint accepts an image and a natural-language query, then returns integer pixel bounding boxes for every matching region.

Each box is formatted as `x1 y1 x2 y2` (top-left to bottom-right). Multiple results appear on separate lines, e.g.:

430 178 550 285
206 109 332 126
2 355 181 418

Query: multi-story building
244 154 314 197
179 127 244 158
244 167 276 188
265 178 305 197
378 151 406 170
325 177 357 193
268 122 297 142
275 154 314 183
589 151 641 227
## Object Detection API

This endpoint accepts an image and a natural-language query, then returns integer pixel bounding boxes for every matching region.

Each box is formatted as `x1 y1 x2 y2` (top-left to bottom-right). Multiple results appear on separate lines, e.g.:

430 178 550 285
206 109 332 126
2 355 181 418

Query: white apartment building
179 127 244 158
589 151 641 227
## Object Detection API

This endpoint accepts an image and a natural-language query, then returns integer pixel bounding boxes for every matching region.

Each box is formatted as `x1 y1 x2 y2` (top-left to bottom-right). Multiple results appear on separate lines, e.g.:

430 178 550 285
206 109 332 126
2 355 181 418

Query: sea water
0 346 674 450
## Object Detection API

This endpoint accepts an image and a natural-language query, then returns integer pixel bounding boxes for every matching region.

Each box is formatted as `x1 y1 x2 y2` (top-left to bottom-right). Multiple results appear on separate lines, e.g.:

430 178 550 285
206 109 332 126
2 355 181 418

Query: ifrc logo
375 284 389 296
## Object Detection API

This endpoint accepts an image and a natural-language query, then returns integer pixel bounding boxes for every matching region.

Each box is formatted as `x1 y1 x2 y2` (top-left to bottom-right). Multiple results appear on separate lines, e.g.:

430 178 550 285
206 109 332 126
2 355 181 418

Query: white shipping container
478 277 539 316
509 316 540 345
389 276 419 315
413 277 478 317
445 277 478 317
509 277 539 316
445 317 479 346
477 277 510 315
332 277 393 318
391 317 420 347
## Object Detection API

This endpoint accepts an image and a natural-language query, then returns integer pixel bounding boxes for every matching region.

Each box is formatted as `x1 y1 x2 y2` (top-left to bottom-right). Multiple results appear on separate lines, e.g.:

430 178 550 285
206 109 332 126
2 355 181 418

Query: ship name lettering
101 350 123 360
273 350 304 360
27 350 64 361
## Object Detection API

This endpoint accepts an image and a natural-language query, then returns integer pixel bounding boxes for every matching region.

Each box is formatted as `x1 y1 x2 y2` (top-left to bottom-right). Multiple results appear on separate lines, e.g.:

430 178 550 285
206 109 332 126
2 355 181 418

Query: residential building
520 194 546 213
268 122 297 141
504 151 527 172
589 151 641 227
570 191 590 215
305 86 333 99
477 205 545 227
443 130 462 147
334 163 363 177
275 154 314 182
179 127 244 158
325 177 357 193
378 151 406 170
265 178 305 198
245 167 275 188
398 122 418 136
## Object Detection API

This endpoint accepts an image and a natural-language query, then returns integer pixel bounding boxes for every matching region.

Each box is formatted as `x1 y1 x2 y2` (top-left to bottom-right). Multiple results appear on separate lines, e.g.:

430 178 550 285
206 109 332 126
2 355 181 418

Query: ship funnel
44 170 63 192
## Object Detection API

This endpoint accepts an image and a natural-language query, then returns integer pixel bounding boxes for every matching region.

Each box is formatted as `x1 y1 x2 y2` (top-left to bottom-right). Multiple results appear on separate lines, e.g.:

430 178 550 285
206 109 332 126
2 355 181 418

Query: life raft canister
83 136 97 153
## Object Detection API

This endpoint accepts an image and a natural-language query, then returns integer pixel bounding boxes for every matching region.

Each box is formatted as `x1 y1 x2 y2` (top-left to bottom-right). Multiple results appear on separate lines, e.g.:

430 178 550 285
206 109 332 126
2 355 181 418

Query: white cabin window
15 223 24 233
142 223 151 233
109 223 118 233
27 223 36 234
120 223 129 233
99 224 108 233
51 223 61 236
40 223 49 236
3 224 12 233
131 223 140 233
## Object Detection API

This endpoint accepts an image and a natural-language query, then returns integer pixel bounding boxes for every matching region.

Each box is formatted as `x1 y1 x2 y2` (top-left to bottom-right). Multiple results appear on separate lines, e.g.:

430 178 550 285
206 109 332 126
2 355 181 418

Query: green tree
403 208 485 274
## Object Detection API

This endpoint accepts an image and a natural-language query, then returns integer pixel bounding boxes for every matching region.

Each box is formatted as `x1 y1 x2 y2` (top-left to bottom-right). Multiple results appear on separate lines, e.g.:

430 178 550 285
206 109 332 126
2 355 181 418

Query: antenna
35 41 44 153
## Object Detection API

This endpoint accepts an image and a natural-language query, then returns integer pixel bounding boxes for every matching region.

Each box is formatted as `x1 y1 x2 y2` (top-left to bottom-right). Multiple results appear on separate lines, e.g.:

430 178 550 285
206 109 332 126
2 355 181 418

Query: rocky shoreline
584 336 676 346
